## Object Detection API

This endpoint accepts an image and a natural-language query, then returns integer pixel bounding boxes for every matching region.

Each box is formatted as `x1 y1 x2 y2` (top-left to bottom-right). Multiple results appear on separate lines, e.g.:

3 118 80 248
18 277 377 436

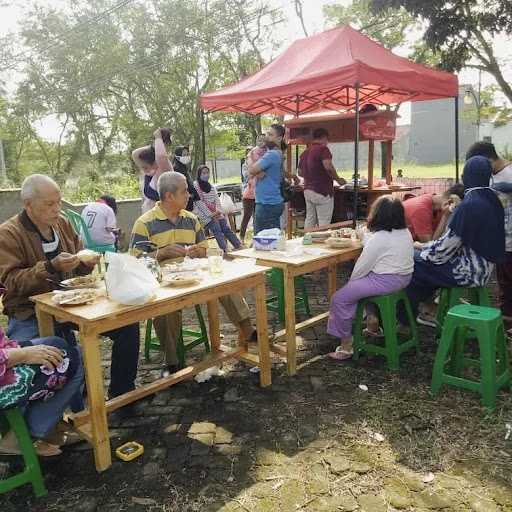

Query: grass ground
215 162 458 185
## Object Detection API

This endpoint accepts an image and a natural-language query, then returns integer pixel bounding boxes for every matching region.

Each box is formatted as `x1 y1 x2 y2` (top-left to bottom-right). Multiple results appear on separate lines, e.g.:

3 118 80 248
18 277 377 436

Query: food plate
325 237 354 249
161 272 202 287
52 288 99 306
163 259 208 273
60 275 100 289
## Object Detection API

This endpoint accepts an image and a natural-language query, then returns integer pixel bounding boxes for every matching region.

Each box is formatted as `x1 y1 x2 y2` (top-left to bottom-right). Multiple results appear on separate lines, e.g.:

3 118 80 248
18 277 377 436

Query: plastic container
115 441 144 461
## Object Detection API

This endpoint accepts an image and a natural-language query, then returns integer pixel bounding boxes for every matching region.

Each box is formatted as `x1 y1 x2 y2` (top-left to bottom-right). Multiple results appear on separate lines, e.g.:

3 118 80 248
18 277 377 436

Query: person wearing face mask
399 156 506 327
193 165 242 252
172 146 200 211
132 128 173 213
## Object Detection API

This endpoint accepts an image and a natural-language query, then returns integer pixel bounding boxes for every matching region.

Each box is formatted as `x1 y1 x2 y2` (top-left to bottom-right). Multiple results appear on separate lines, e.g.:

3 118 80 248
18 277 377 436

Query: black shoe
248 330 258 344
161 365 180 378
109 403 137 426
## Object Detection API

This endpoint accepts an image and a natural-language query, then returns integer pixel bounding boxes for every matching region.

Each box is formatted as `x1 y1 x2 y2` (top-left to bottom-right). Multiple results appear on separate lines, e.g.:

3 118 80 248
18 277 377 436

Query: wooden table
31 260 271 472
287 186 421 237
233 239 362 375
336 186 422 209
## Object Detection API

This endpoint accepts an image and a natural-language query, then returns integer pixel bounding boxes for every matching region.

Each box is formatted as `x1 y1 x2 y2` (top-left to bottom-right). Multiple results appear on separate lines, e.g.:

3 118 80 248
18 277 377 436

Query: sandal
0 439 61 457
328 347 353 361
44 430 83 447
416 313 437 328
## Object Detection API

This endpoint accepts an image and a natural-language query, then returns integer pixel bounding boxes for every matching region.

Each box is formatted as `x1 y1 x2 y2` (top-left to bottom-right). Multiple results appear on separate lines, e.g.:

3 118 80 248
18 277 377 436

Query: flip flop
0 440 61 457
328 348 353 361
416 314 437 328
44 430 83 447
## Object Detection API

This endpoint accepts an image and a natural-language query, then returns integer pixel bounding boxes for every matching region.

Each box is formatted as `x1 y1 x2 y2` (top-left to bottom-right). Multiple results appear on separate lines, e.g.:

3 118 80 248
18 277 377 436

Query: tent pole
295 95 300 169
454 96 460 183
200 109 206 165
353 84 360 229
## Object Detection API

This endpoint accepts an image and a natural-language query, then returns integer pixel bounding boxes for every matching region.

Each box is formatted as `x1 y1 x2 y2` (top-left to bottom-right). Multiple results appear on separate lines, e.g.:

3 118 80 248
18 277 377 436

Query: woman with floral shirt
0 284 83 456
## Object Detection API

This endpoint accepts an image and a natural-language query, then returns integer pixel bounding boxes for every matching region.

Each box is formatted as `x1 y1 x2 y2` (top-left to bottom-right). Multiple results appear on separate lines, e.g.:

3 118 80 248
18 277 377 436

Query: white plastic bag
219 192 236 214
104 252 159 306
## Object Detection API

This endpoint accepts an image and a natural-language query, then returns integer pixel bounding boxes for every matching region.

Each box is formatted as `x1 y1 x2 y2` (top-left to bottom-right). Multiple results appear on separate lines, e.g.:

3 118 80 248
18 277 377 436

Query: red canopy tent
201 25 458 115
200 26 460 222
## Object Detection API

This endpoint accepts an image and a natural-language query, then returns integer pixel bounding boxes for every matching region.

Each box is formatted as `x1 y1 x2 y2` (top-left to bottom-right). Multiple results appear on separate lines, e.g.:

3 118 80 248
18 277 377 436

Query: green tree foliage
323 0 419 50
0 0 284 195
370 0 512 104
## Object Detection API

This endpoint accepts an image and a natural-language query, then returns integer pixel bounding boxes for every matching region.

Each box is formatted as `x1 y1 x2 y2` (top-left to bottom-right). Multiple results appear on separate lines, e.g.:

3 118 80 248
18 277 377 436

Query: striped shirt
130 202 208 257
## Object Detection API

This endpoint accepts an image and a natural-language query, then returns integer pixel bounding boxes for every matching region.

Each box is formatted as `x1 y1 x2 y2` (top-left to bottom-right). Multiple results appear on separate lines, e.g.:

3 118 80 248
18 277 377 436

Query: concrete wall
480 122 512 155
0 188 142 251
0 189 23 222
408 88 477 164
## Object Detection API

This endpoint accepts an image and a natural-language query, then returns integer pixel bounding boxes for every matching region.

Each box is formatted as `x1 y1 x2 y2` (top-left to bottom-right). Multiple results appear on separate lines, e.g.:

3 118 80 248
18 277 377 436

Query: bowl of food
52 288 99 306
310 231 331 244
60 275 100 289
325 237 354 249
77 249 99 265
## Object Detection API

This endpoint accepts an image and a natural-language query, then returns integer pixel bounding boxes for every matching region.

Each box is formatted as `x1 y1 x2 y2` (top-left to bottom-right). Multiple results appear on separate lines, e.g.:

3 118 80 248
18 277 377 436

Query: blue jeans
22 336 84 438
7 316 140 399
206 217 241 252
254 203 284 235
397 250 459 324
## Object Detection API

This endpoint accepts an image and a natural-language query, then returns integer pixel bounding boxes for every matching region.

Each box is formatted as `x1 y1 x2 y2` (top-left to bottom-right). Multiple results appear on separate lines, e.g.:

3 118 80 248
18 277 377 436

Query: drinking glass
207 248 224 276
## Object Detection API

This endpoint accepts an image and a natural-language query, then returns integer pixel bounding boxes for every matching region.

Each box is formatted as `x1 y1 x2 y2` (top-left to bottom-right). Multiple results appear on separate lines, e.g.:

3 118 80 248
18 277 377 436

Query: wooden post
368 140 374 189
385 140 393 185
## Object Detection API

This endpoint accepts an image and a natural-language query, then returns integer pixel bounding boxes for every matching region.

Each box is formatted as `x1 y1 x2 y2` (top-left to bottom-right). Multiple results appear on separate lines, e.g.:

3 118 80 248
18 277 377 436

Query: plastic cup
207 248 224 276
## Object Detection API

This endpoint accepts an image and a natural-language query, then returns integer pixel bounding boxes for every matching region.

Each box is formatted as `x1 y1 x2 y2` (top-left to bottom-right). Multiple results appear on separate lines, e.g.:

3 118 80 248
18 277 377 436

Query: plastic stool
0 408 47 498
144 305 210 367
353 290 419 370
436 287 490 338
431 304 511 410
266 268 311 323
